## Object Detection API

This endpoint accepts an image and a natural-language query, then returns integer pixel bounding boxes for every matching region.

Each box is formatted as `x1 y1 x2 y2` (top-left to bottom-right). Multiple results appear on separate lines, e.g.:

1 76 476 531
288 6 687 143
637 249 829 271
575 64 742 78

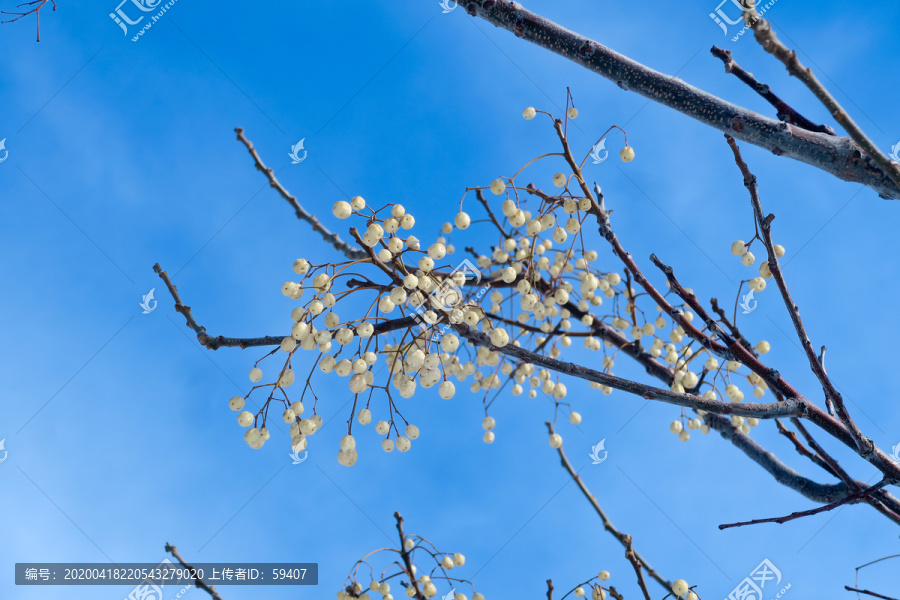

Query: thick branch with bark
460 0 900 199
748 10 900 189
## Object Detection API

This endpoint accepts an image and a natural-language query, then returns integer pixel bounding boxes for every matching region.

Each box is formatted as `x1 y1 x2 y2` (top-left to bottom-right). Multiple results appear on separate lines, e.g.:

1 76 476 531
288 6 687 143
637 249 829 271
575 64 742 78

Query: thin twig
460 0 900 198
1 0 56 42
623 535 652 600
475 188 511 238
165 543 224 600
234 128 366 260
394 512 425 600
843 587 898 600
748 11 900 190
710 46 834 135
719 480 888 529
153 263 284 350
153 263 417 349
545 421 673 595
724 136 875 459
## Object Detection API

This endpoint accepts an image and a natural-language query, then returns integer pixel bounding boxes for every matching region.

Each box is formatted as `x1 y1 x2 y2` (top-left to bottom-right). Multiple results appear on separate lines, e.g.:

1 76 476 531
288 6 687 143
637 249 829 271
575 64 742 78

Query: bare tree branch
843 587 898 600
1 0 56 42
748 10 900 189
460 0 900 199
165 543 224 600
545 421 673 595
153 263 285 349
457 322 799 417
394 512 425 600
234 128 367 260
153 262 417 348
710 46 834 135
623 535 652 600
724 136 875 458
719 480 888 529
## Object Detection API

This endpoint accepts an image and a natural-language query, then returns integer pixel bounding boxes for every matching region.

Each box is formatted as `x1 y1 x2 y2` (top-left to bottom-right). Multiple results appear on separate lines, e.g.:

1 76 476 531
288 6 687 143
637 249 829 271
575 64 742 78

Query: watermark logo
0 439 7 464
590 138 609 164
442 588 456 600
289 449 309 464
140 288 157 314
889 141 900 163
589 439 608 465
110 0 179 41
124 558 192 600
709 0 750 35
438 0 457 13
739 289 757 314
411 259 490 341
709 0 778 42
726 559 790 600
289 139 307 164
891 442 900 462
0 138 8 163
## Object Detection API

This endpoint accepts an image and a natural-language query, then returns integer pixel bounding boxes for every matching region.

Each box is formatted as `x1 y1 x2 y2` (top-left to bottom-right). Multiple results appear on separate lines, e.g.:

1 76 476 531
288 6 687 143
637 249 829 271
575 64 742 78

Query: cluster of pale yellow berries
338 551 481 600
731 239 785 292
522 106 634 162
571 569 613 599
231 101 785 466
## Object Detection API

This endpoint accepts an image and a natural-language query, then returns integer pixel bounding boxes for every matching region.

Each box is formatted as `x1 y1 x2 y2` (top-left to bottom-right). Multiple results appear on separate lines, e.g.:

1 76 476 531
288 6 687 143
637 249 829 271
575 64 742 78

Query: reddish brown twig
623 535 652 600
747 11 900 190
848 554 900 600
719 480 888 529
545 421 673 595
1 0 56 42
710 46 834 135
724 136 882 464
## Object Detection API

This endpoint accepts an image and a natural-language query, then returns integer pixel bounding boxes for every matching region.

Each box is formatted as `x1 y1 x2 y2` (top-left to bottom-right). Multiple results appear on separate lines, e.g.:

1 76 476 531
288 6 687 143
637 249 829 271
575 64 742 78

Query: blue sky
2 0 899 599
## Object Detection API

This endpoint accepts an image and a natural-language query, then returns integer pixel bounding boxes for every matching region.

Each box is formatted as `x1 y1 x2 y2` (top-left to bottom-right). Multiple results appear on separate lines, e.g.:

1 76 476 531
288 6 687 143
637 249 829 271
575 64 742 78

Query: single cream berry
332 201 352 219
490 179 506 195
490 328 510 348
438 381 455 399
620 145 635 162
522 107 536 120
